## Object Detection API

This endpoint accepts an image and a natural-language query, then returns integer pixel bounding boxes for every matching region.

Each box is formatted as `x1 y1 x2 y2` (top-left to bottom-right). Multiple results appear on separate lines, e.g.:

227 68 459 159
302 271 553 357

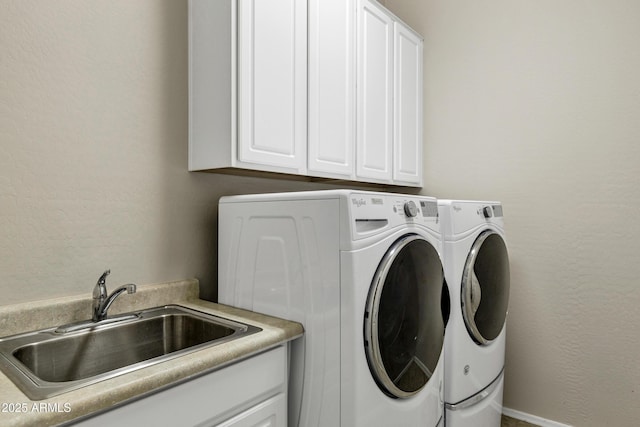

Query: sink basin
0 305 261 400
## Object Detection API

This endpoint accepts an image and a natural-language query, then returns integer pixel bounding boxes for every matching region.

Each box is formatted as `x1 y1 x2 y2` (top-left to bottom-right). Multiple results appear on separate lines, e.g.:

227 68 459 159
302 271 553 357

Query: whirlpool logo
351 198 366 207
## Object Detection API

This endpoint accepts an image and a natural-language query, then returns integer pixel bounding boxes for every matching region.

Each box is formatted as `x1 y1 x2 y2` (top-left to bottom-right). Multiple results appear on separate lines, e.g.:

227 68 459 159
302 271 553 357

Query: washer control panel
349 193 439 236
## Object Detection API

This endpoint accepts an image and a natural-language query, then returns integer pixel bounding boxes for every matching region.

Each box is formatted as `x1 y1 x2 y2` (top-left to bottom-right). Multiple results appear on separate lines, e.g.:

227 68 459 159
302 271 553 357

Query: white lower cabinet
217 393 285 427
73 346 288 427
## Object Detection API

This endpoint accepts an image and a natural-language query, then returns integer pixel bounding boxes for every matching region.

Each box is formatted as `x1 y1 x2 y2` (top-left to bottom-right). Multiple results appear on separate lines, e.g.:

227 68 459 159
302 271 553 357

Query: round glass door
461 230 510 345
364 234 445 399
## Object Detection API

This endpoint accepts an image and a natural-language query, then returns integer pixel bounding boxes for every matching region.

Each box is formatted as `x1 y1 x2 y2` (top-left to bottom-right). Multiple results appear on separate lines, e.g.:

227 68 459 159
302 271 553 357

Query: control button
482 206 493 218
404 201 419 217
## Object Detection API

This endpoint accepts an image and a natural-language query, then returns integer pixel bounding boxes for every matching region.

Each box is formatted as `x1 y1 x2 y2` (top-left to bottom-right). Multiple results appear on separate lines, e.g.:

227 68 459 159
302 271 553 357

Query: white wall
384 0 640 426
0 0 364 305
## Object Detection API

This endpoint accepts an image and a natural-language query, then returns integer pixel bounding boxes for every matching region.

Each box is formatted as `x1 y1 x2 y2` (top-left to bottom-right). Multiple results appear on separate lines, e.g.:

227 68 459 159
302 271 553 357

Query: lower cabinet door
71 346 287 427
216 394 286 427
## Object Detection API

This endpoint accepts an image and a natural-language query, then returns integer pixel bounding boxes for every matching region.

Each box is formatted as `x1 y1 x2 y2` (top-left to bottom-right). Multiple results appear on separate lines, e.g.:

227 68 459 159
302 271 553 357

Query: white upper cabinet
356 0 423 186
357 0 394 183
189 0 307 175
393 21 423 186
190 0 423 187
237 0 307 172
307 0 356 178
309 0 423 187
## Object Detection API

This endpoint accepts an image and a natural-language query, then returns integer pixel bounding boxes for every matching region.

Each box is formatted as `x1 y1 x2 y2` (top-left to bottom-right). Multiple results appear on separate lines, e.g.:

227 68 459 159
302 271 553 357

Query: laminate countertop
0 279 303 427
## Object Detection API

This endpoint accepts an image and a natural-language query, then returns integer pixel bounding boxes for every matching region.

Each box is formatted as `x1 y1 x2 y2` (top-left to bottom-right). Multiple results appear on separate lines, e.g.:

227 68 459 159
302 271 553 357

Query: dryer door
461 230 510 345
364 234 445 399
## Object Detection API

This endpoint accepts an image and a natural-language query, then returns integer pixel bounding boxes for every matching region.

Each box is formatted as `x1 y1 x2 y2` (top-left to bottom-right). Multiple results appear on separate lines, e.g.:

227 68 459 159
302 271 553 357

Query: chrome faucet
92 269 137 322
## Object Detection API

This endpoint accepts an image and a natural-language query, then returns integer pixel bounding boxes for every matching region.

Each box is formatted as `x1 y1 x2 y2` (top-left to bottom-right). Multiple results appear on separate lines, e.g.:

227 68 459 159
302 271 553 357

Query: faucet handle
97 269 111 285
93 269 111 299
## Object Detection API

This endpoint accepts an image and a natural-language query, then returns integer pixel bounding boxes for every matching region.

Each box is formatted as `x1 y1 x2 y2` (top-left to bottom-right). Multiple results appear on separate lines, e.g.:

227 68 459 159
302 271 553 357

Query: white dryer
437 200 510 427
218 190 447 427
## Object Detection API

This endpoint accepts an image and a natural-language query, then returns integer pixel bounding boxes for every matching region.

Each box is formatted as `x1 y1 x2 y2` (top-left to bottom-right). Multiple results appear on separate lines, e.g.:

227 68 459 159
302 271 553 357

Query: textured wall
0 0 360 305
3 1 640 425
384 0 640 426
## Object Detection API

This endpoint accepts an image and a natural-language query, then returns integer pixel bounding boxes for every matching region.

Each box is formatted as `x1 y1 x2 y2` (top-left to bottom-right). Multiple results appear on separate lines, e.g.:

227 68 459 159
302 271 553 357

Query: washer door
461 230 510 345
364 234 445 399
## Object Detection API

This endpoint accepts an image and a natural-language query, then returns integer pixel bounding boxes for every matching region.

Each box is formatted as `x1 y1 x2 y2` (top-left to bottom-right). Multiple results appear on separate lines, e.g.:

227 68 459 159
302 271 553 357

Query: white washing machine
218 190 447 427
437 200 510 427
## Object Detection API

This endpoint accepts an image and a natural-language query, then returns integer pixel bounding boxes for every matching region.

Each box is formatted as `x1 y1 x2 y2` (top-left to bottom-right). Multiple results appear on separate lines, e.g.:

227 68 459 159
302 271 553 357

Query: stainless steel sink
0 305 261 400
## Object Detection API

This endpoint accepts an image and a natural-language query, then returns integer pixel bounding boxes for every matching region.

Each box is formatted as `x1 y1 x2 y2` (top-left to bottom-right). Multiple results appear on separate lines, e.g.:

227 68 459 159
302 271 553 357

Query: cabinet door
308 0 355 178
73 346 287 427
216 394 286 427
393 22 423 185
356 0 393 183
237 0 307 173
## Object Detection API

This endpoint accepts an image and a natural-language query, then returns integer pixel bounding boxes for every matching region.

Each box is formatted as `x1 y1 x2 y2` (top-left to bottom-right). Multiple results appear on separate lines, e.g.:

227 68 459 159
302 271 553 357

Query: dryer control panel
439 200 505 236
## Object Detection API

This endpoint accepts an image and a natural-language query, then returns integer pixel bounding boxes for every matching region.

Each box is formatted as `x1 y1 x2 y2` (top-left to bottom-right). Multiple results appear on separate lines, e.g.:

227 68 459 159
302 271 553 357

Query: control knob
404 201 419 218
482 206 493 218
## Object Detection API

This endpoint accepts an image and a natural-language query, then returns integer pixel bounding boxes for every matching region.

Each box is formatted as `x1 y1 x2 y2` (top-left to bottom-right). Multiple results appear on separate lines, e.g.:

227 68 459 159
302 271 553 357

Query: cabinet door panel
238 0 307 172
393 23 423 185
216 394 286 427
308 0 355 177
357 0 393 182
74 346 287 427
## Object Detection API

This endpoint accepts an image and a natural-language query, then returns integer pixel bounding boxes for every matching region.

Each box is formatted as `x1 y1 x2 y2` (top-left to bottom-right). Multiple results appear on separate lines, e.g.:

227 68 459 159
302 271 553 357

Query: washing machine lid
461 230 510 345
364 234 445 399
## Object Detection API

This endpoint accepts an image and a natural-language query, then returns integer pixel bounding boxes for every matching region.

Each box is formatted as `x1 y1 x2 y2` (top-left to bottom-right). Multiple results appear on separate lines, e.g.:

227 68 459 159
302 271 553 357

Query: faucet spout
91 270 136 322
95 284 137 322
